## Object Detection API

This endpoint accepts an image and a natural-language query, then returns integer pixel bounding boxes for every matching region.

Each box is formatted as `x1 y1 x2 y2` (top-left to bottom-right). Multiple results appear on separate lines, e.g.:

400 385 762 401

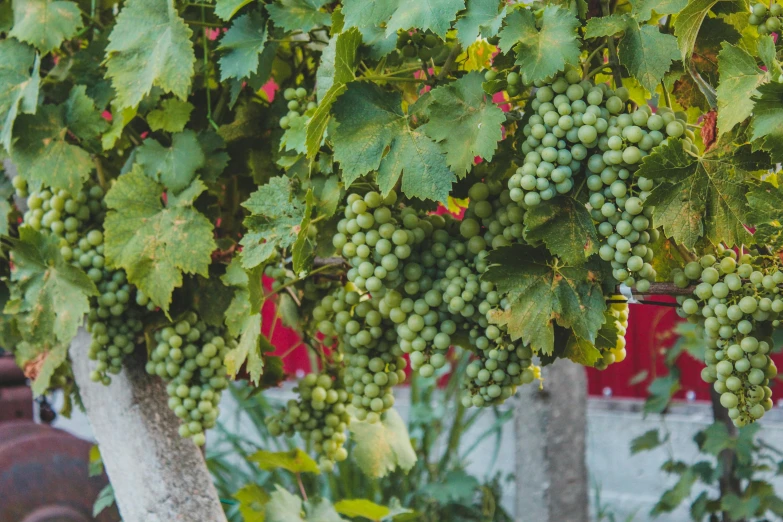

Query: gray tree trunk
70 329 227 522
514 359 588 522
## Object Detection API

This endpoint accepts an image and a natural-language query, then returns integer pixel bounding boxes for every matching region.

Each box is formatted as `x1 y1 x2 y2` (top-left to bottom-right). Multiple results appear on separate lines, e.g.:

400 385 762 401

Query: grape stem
436 44 463 81
296 472 308 501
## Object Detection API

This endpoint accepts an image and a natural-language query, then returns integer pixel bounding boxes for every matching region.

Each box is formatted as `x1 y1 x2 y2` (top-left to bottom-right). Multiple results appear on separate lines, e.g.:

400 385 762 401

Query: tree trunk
514 359 589 522
69 329 227 522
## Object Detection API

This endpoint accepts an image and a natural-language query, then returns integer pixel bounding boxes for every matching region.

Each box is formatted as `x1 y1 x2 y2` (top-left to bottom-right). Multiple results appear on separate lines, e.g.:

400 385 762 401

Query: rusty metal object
0 422 119 522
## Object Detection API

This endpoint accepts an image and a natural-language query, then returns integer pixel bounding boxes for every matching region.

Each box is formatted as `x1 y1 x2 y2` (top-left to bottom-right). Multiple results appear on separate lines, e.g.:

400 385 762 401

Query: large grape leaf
747 179 783 250
249 449 320 474
241 176 305 269
420 72 505 177
64 86 109 140
135 130 206 194
673 0 721 61
349 409 417 478
215 0 254 21
618 24 680 93
454 0 507 48
103 167 216 313
562 334 602 367
10 0 83 55
749 82 783 163
265 486 306 522
637 138 761 249
717 43 766 136
234 484 268 522
0 39 40 152
331 82 455 203
266 0 331 32
631 0 689 22
524 197 599 266
11 102 94 194
146 98 194 133
497 6 580 85
483 245 606 356
584 14 632 39
340 1 397 58
104 0 195 109
384 0 466 39
219 10 269 81
6 227 97 345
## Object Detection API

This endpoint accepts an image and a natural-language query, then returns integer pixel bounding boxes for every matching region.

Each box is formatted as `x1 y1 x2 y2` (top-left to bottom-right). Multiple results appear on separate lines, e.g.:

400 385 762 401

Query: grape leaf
630 429 665 454
266 0 331 32
11 104 93 194
631 0 688 22
420 72 505 177
29 342 69 397
717 43 766 135
673 0 721 61
249 449 321 474
749 82 783 163
233 484 269 522
105 0 196 109
241 176 304 269
618 24 680 93
637 138 756 249
101 103 136 150
219 10 269 81
147 98 194 133
135 130 206 194
350 408 417 478
103 167 216 313
0 39 40 152
334 499 391 521
524 196 599 266
197 131 230 182
10 0 83 55
563 334 602 366
305 499 346 522
497 6 580 85
747 180 783 249
6 227 97 345
594 309 621 351
584 14 632 39
483 245 606 356
64 86 109 140
215 0 254 21
384 0 466 39
342 0 396 29
331 82 455 203
307 28 362 159
454 0 507 48
265 486 305 522
293 189 315 274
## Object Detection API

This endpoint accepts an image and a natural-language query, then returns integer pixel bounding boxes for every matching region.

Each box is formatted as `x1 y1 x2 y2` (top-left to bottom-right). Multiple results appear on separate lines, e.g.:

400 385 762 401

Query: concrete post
514 359 588 522
69 329 227 522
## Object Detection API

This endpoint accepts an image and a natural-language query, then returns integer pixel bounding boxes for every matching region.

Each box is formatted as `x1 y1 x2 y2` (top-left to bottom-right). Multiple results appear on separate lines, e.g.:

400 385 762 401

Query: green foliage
348 408 417 479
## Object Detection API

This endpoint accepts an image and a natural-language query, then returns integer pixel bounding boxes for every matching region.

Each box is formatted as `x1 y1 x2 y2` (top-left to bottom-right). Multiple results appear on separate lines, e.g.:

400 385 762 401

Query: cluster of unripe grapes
595 299 629 370
87 314 144 384
674 248 782 426
147 312 234 445
266 371 351 471
279 87 316 130
484 69 523 97
750 2 783 34
22 184 105 246
391 30 450 65
12 176 28 198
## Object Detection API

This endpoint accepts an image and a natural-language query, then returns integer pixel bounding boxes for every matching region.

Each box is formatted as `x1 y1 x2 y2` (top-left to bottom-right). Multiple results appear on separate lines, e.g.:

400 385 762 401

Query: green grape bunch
23 184 105 246
749 2 783 35
392 30 451 65
266 370 352 472
279 87 317 131
147 311 234 446
594 298 629 370
674 247 783 426
484 68 523 97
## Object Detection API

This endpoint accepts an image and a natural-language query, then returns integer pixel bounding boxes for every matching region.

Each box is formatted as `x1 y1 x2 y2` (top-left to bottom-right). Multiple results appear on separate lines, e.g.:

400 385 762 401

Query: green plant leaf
135 130 205 194
65 86 109 140
630 429 665 454
717 43 766 135
266 0 331 32
92 484 116 517
234 484 269 522
618 24 680 92
454 0 507 48
215 0 254 21
651 468 696 514
384 0 466 39
334 499 391 521
265 486 305 522
249 448 321 474
0 39 40 152
292 189 315 273
11 104 93 194
673 0 721 61
483 245 606 355
147 98 194 133
6 227 97 345
747 179 783 249
105 0 195 108
523 197 599 266
584 14 631 39
631 0 688 21
241 175 305 269
644 373 680 413
103 167 216 313
750 82 783 163
305 498 346 522
420 72 505 177
219 10 269 81
350 408 417 478
637 138 756 249
498 6 580 85
10 0 83 55
563 334 602 366
332 82 455 203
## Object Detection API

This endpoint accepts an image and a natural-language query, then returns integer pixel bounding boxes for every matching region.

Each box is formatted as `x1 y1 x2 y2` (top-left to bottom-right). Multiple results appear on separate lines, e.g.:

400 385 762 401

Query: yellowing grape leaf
249 449 321 474
349 408 417 478
0 39 40 152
